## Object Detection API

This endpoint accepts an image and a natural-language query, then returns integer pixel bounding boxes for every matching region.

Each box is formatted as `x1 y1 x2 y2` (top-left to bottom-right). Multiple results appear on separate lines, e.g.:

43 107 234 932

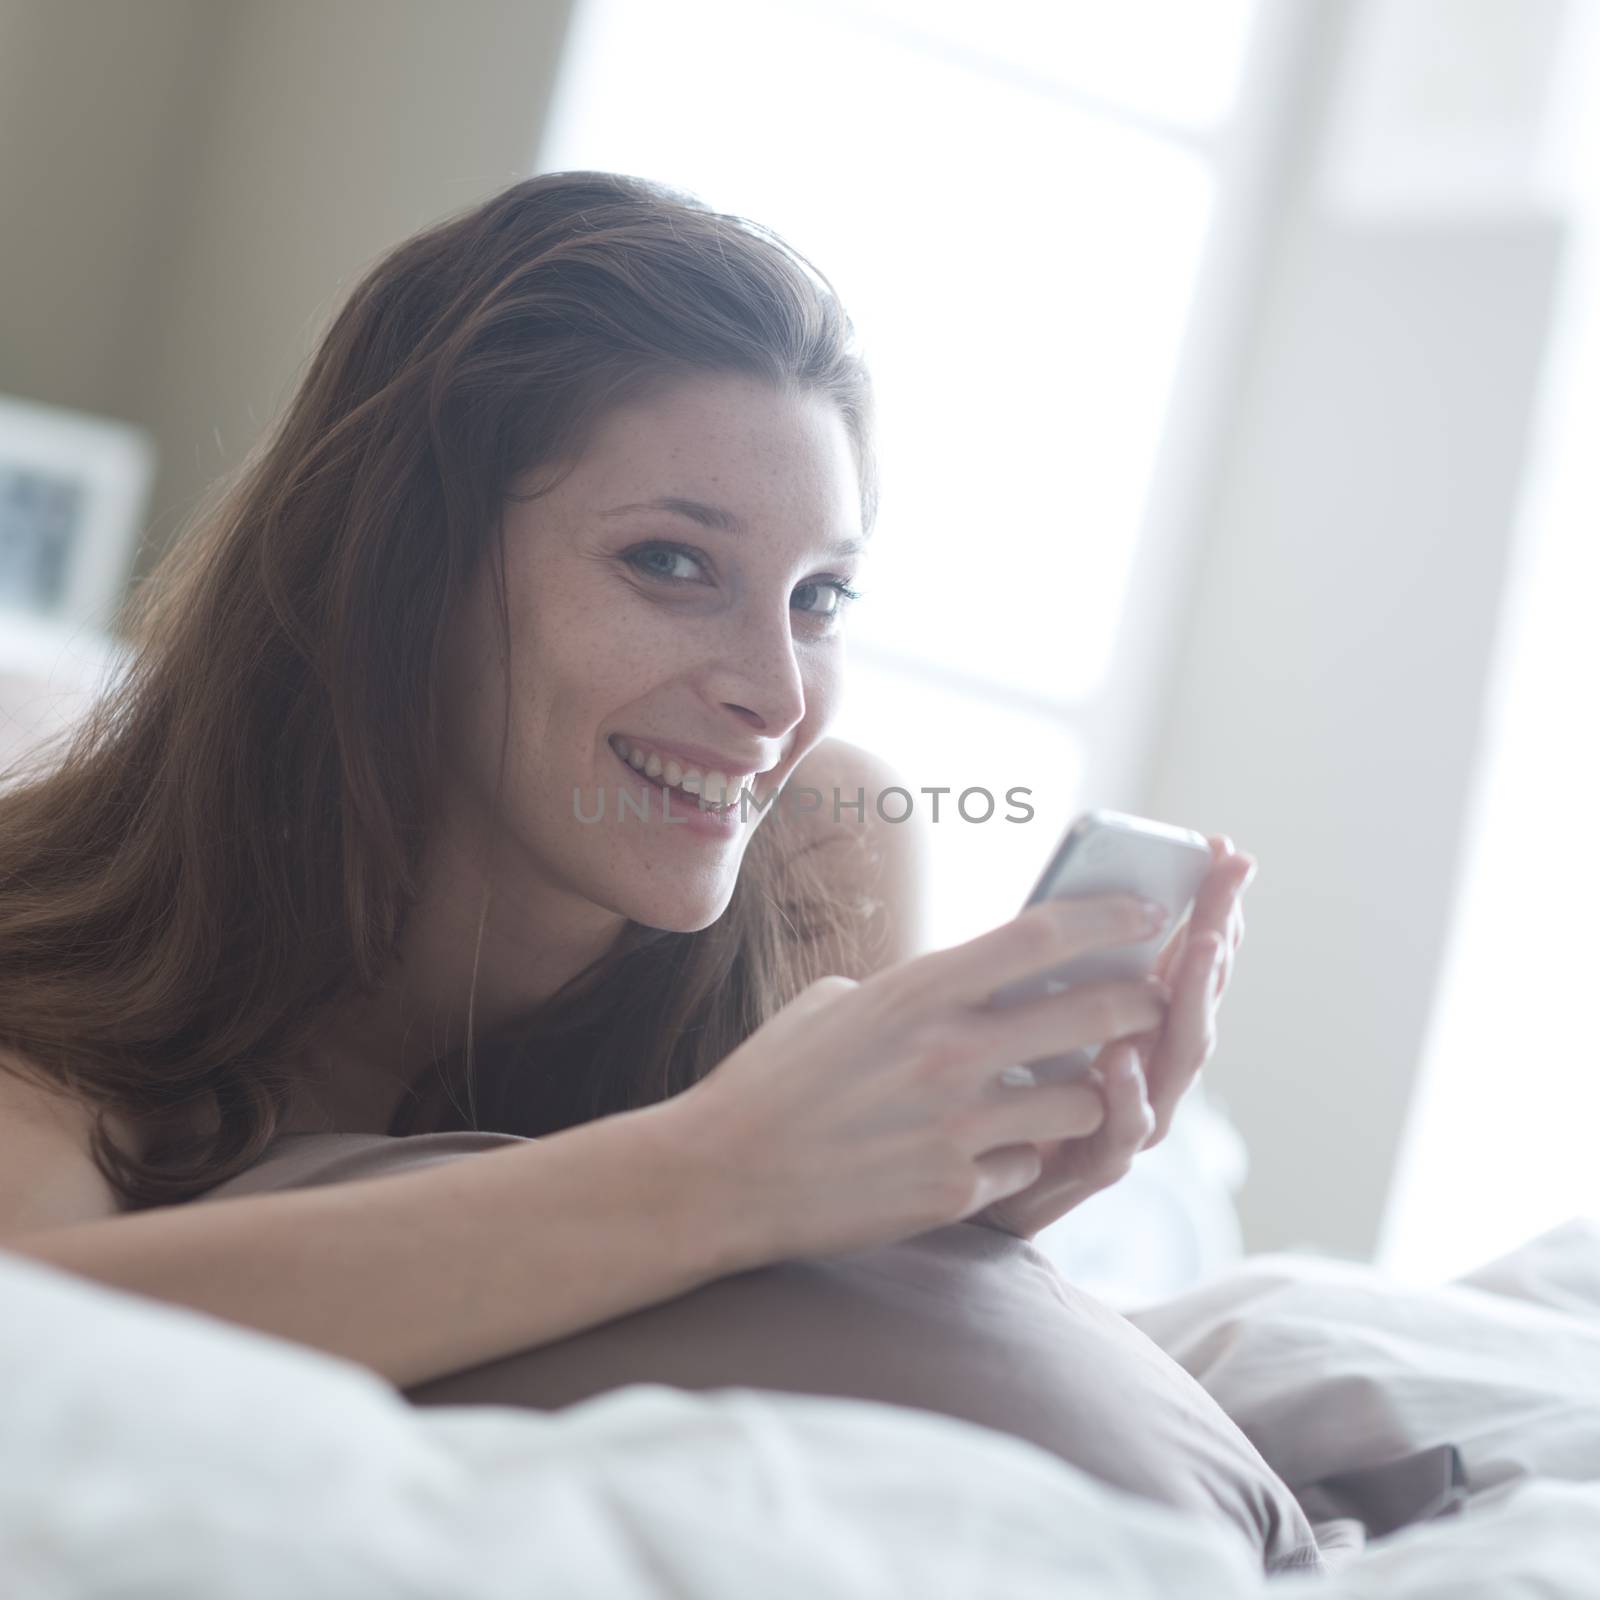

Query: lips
606 734 765 810
609 740 742 813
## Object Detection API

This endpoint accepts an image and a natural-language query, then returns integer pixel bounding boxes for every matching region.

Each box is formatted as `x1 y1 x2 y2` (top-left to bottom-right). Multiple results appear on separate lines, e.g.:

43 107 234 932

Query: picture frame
0 392 155 632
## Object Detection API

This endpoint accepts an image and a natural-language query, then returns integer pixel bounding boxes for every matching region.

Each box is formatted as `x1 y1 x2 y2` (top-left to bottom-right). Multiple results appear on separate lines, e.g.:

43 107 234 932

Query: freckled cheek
524 598 691 744
588 614 698 712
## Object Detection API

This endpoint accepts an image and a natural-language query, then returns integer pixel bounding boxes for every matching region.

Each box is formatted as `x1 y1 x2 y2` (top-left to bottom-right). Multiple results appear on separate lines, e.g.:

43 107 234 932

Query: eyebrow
600 496 865 560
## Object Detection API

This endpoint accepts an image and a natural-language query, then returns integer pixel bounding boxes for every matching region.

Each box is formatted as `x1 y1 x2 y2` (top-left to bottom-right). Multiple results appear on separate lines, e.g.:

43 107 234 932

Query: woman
0 170 1253 1392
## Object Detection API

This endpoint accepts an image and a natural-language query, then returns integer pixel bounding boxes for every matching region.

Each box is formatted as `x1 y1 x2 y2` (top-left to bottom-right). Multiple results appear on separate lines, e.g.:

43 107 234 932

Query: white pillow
0 1248 1263 1600
1124 1217 1600 1506
8 1230 1600 1599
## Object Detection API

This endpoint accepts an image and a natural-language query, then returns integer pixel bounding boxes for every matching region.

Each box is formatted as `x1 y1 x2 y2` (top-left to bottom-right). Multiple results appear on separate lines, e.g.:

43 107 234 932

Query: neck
285 816 627 1137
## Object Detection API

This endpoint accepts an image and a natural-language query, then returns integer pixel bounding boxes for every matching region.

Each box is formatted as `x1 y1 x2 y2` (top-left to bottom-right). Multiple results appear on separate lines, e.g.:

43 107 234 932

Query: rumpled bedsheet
3 1218 1598 1598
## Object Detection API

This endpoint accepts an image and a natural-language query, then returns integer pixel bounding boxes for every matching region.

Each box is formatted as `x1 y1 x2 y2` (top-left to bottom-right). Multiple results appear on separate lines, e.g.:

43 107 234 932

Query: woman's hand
967 836 1258 1241
653 891 1175 1271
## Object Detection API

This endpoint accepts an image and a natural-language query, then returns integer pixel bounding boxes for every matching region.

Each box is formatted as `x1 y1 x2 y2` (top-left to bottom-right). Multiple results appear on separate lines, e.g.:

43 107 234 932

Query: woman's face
438 370 867 935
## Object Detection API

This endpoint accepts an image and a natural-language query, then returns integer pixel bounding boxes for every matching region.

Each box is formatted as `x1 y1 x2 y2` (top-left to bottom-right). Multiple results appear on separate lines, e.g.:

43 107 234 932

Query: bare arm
0 744 922 1392
1 1074 755 1391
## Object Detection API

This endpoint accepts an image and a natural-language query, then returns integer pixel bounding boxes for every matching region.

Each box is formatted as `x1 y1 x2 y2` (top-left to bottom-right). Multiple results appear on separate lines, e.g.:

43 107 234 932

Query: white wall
1378 0 1600 1282
1144 0 1572 1259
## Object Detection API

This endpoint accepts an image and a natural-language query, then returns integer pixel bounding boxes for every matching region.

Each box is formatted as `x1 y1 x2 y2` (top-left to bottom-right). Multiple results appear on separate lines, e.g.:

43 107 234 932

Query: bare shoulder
789 735 904 805
780 736 930 978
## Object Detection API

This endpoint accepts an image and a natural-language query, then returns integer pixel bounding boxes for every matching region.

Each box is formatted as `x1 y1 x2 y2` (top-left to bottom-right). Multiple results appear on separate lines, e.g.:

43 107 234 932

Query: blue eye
626 545 708 583
623 541 863 626
792 579 863 620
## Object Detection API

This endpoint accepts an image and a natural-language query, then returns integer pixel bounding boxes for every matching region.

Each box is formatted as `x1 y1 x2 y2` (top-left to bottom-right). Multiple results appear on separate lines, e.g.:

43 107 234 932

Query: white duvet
3 1218 1599 1598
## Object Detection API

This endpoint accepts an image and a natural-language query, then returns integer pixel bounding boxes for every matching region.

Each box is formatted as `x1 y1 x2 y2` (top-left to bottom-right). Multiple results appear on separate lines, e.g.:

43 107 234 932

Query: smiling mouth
607 738 750 814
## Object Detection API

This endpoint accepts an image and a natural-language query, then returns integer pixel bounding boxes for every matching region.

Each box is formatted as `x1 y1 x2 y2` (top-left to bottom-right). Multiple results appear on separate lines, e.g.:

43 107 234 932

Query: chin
617 877 737 937
653 905 730 936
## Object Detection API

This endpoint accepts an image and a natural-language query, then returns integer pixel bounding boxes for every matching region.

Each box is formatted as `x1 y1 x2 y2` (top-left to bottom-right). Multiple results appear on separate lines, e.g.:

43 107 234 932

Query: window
538 0 1259 951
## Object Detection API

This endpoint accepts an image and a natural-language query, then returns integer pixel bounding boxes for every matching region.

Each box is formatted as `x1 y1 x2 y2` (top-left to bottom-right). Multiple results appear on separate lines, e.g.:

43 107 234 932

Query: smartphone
986 809 1215 1083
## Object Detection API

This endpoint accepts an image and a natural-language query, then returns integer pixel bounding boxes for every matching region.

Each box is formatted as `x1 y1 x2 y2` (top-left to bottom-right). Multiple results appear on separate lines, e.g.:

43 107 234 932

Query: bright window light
827 653 1088 950
537 0 1252 945
832 0 1256 130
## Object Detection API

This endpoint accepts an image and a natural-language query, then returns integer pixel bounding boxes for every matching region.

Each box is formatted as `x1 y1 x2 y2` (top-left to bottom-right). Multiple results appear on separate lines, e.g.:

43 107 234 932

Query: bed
4 1207 1599 1596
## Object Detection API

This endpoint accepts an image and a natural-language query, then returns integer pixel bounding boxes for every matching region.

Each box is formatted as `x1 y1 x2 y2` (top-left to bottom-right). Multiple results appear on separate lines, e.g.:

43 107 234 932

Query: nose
704 597 809 738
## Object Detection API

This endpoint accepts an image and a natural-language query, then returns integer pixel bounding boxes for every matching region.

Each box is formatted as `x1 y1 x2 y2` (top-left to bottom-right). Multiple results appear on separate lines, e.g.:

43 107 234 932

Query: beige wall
0 0 575 600
0 0 219 420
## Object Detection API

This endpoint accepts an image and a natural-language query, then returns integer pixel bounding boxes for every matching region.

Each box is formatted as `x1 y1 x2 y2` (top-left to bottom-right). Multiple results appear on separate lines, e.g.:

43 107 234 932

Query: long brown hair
0 170 879 1212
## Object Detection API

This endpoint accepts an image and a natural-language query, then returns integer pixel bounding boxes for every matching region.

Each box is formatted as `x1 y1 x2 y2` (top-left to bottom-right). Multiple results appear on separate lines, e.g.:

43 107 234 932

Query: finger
786 974 859 1018
1213 903 1242 1001
895 892 1168 1012
967 1075 1108 1152
1152 916 1188 987
1083 1040 1155 1181
969 975 1169 1080
970 1143 1047 1212
1146 933 1224 1143
1228 853 1254 902
1221 865 1251 982
1198 855 1252 1000
1150 840 1245 990
1150 843 1250 998
1206 835 1237 887
1190 859 1239 944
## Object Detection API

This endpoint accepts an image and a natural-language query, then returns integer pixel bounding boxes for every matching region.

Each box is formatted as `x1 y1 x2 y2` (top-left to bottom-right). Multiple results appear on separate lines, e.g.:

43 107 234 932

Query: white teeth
613 738 751 809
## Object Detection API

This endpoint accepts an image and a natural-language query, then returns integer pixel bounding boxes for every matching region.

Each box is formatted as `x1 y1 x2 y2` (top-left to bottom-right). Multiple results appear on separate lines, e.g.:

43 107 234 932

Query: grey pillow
197 1130 1327 1576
